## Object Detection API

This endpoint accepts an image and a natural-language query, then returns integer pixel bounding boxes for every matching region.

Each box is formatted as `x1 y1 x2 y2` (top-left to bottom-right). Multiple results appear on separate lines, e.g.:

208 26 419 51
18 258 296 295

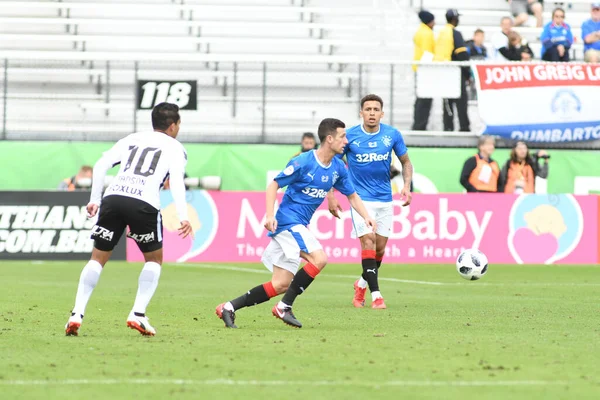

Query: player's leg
216 239 294 328
66 197 126 336
273 226 325 328
372 234 389 309
125 200 165 336
126 248 162 336
529 2 543 28
350 203 378 307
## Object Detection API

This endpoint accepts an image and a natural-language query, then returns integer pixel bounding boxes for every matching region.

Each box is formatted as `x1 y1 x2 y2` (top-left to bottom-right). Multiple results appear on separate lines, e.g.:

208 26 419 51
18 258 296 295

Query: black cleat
272 305 302 328
216 303 238 328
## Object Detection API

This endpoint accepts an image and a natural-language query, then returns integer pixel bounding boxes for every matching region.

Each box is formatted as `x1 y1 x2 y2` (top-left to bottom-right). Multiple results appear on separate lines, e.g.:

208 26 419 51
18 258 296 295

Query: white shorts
261 225 323 275
350 201 392 238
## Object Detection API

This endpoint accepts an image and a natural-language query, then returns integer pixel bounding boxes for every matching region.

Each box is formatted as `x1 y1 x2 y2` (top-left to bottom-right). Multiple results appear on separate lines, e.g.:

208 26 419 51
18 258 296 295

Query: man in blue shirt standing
582 3 600 63
215 118 376 329
328 94 414 310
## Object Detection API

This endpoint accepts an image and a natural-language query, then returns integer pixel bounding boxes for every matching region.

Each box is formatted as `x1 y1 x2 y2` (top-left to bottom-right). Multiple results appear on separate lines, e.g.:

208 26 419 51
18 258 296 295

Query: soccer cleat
372 297 387 309
126 312 156 336
272 304 302 328
352 280 367 308
65 313 83 336
215 303 238 329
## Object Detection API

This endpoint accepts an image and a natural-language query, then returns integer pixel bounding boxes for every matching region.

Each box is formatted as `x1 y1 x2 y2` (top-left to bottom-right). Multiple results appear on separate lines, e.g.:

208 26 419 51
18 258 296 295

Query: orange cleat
371 297 387 309
65 314 82 336
352 280 367 308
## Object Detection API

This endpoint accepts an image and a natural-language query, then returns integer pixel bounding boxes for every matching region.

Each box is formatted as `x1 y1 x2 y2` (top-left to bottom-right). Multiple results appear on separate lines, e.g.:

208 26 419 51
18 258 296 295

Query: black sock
376 260 382 269
230 284 270 311
281 268 315 307
362 256 379 292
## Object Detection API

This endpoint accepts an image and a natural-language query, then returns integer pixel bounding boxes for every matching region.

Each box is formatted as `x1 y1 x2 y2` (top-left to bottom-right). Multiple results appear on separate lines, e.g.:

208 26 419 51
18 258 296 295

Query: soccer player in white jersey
215 118 376 328
64 103 193 337
328 94 413 309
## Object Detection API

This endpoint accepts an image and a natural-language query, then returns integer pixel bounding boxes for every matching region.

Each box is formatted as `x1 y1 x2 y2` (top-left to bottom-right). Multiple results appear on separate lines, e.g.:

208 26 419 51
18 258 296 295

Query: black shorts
91 195 163 253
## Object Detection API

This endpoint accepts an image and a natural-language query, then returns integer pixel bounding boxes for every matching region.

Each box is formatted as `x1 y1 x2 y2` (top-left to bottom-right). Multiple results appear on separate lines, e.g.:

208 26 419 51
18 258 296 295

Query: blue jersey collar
360 123 380 136
312 150 332 169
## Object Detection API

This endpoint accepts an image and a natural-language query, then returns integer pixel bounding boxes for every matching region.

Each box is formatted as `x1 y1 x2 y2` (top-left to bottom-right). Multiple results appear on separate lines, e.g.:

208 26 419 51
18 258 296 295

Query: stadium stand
0 0 595 142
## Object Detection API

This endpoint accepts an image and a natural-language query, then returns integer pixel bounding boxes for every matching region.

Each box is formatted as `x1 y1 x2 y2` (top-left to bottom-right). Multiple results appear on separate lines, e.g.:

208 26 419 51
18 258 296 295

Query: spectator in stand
58 165 93 191
505 31 535 61
291 132 318 158
492 17 514 60
459 135 501 193
509 0 543 28
465 29 488 60
541 7 573 62
582 2 600 63
411 10 435 131
434 9 470 132
498 141 549 194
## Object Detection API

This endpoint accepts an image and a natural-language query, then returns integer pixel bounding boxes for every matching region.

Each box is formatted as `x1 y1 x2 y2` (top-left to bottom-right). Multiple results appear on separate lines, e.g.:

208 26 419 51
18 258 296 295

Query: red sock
362 249 376 260
303 263 320 278
263 282 278 298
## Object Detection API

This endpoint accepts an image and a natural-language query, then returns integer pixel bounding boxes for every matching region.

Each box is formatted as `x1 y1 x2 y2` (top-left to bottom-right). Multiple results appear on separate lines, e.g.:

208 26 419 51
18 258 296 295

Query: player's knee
361 233 376 250
272 279 290 294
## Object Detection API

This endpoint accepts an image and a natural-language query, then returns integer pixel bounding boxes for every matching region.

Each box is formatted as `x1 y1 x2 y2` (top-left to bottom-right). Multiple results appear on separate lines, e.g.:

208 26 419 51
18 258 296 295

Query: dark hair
474 28 484 35
552 7 565 18
317 118 345 143
301 132 316 141
360 94 383 110
510 141 534 165
152 102 180 131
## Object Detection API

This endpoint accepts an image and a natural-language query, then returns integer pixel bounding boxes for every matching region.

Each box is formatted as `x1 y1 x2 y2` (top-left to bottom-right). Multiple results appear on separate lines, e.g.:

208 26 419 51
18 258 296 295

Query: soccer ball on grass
456 249 489 281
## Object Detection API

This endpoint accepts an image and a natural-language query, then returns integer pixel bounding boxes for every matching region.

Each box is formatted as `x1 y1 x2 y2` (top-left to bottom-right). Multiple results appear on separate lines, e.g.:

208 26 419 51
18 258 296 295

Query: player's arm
346 193 376 232
264 159 302 233
168 148 193 239
87 140 124 217
393 132 413 206
398 153 414 206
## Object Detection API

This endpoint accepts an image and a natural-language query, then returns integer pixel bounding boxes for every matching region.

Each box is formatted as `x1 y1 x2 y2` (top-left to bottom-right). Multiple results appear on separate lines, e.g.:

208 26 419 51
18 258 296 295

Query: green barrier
2 141 600 193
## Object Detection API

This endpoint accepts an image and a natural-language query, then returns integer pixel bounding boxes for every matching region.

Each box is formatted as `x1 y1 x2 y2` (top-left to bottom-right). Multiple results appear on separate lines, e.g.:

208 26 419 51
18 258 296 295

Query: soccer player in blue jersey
328 94 413 309
215 118 376 328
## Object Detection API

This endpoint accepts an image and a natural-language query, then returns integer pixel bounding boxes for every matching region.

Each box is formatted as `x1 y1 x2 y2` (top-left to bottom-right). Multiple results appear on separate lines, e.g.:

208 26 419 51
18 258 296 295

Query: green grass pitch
1 261 599 399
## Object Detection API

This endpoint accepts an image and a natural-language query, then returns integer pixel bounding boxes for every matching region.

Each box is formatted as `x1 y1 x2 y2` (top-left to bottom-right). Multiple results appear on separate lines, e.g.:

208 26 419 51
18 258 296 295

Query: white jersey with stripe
89 131 189 222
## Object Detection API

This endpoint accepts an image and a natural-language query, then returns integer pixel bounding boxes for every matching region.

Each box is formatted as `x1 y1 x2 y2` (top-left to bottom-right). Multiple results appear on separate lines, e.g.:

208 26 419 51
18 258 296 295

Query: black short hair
302 132 316 141
152 102 180 131
317 118 345 143
360 94 383 109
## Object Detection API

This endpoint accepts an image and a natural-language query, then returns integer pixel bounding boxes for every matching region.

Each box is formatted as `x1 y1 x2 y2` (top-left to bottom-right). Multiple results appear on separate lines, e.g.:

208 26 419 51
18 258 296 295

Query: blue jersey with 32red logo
271 150 355 236
342 123 408 202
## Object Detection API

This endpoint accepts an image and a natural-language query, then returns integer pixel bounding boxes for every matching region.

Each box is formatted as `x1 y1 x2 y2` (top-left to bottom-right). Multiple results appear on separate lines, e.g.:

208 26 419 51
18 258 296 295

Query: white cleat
65 314 83 336
126 312 156 336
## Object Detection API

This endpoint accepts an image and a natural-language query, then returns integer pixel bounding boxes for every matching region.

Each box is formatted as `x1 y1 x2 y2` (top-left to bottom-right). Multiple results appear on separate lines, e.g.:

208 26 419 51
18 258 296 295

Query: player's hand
86 203 99 218
178 220 194 239
365 217 377 233
264 216 277 234
400 186 413 207
327 196 343 219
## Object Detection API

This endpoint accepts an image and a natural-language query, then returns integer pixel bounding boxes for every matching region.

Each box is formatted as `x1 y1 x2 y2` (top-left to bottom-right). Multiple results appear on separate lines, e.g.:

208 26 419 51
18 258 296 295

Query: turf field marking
179 263 448 286
175 263 600 287
0 378 568 387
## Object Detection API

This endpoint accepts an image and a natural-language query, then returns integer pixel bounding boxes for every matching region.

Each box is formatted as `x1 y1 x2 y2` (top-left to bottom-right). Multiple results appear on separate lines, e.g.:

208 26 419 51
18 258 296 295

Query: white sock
132 262 162 315
72 260 103 316
224 302 234 311
371 291 382 301
357 277 368 289
277 300 291 309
